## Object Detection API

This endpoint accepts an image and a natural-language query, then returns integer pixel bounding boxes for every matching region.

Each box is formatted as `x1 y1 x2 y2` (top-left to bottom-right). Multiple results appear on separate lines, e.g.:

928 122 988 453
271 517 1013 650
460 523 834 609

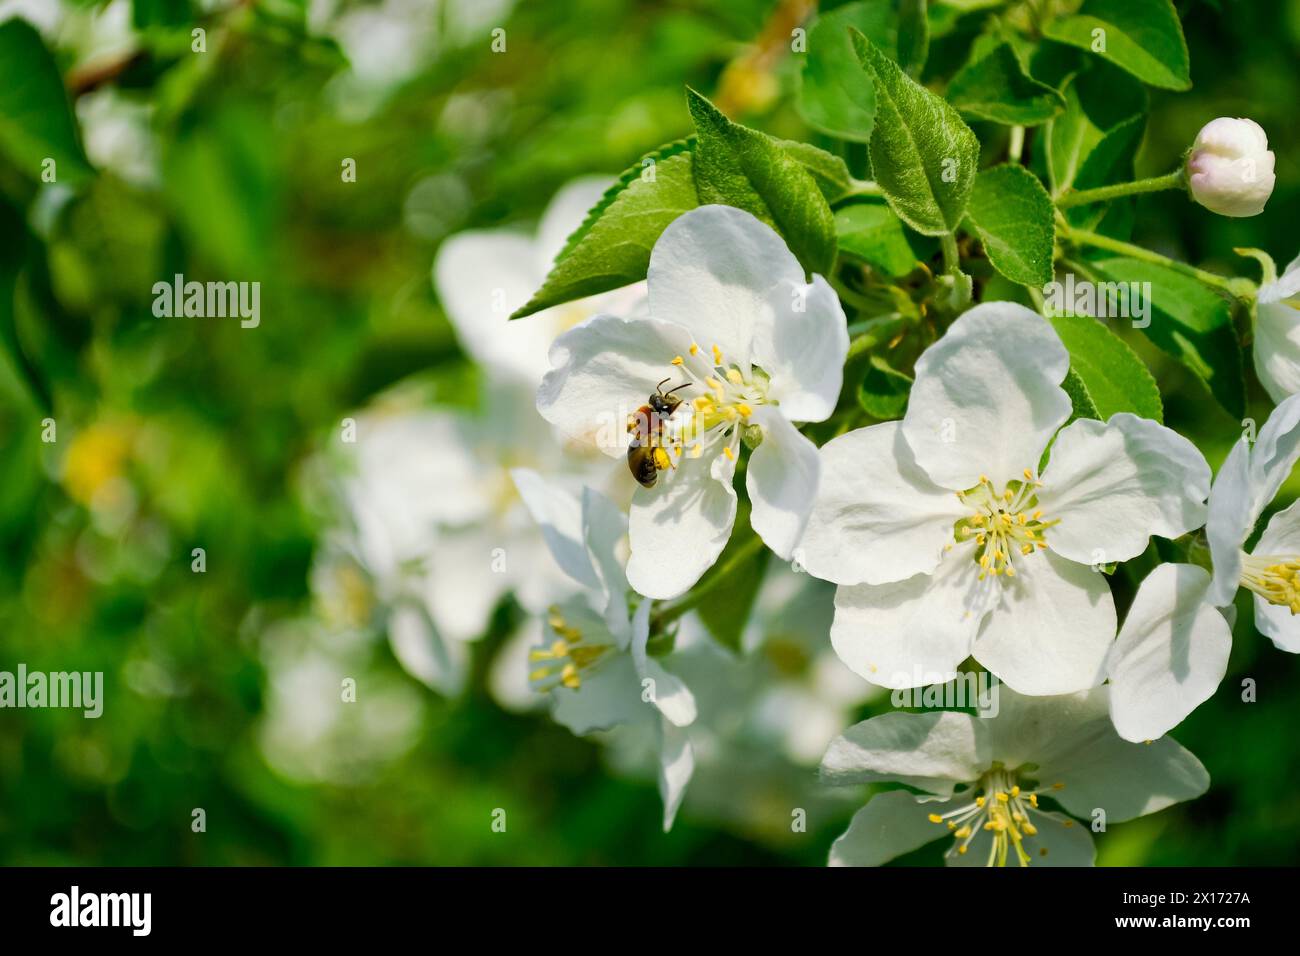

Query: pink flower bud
1186 117 1276 217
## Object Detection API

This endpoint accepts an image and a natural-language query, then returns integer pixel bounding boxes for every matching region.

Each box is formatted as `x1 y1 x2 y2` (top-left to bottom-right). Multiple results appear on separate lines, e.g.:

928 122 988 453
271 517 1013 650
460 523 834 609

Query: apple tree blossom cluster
308 3 1300 865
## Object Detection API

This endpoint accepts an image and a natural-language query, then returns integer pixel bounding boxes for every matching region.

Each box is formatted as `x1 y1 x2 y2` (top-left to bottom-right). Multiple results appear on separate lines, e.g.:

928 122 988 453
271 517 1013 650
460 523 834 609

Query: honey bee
627 378 690 488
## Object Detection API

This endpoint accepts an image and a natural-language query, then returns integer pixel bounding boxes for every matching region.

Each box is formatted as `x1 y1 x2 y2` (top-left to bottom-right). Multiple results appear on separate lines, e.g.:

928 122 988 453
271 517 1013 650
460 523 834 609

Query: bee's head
649 394 676 414
652 378 690 414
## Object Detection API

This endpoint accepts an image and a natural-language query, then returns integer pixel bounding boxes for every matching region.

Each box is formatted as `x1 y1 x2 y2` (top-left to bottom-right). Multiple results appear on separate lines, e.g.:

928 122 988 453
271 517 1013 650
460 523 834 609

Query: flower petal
388 602 469 697
657 720 695 832
746 406 821 560
1206 437 1253 606
831 551 991 689
537 312 696 457
419 526 512 643
1106 563 1231 742
1250 500 1300 652
902 302 1071 491
1038 414 1211 566
629 597 697 726
647 205 805 372
1248 391 1300 511
626 442 738 600
828 790 950 867
551 652 646 735
797 422 966 587
346 411 487 578
1258 250 1300 305
971 551 1114 696
997 687 1210 823
643 658 697 727
751 273 848 422
1253 302 1300 403
511 468 600 591
820 710 989 795
580 486 632 630
433 229 555 383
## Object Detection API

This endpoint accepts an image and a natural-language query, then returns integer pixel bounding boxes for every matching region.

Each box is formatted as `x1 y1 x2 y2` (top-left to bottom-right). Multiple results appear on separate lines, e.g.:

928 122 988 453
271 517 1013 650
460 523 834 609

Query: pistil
954 472 1057 579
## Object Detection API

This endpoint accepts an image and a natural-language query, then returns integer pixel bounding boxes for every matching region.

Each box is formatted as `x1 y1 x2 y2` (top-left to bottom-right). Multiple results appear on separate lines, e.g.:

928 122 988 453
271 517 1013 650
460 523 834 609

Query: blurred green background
1 0 1298 866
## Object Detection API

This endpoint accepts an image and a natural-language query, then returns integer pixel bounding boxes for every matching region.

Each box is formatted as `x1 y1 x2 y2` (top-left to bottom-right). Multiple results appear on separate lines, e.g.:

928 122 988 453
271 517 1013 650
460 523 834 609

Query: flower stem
1055 169 1185 208
941 231 959 274
940 232 972 309
1008 125 1025 163
1060 225 1256 298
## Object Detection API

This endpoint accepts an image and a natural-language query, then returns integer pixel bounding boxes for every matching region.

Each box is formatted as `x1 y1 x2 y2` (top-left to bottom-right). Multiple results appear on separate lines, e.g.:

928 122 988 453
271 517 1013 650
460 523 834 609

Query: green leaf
514 135 857 319
963 165 1055 287
946 43 1065 125
1043 0 1191 91
851 30 979 236
897 0 929 76
1090 257 1246 418
858 355 913 419
778 139 855 203
0 19 94 186
695 508 769 654
1046 312 1163 422
1061 365 1102 422
835 202 920 277
796 0 897 142
133 0 193 28
1044 62 1147 197
511 140 698 319
687 89 837 276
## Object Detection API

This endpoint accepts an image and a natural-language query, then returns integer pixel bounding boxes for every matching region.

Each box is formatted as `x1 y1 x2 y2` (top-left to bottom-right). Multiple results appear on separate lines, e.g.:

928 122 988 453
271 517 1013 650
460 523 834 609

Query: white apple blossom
1108 392 1300 741
598 574 875 840
822 686 1209 867
1251 251 1300 402
797 302 1211 695
1186 117 1276 218
512 468 696 830
308 392 616 697
1206 391 1300 653
537 204 849 600
305 177 637 697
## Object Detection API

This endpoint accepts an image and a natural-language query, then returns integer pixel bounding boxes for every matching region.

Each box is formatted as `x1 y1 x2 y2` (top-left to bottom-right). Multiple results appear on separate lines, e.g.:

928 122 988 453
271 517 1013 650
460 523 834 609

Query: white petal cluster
797 303 1210 695
319 168 1300 865
822 686 1208 866
537 205 848 599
